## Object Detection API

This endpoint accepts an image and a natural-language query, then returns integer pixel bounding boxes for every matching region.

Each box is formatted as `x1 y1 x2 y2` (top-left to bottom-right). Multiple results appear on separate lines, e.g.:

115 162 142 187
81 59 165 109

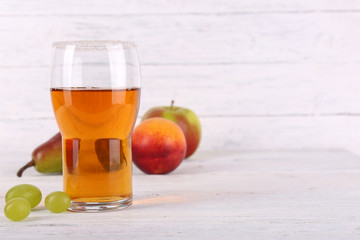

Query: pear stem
171 100 174 110
17 160 35 177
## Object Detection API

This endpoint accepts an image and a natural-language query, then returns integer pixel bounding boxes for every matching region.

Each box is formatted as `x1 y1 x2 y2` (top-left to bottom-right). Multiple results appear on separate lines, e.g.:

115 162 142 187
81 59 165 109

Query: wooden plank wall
1 0 360 159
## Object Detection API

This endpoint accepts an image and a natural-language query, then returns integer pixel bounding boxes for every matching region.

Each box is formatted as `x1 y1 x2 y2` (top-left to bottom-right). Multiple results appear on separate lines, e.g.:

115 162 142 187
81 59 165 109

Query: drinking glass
50 40 141 212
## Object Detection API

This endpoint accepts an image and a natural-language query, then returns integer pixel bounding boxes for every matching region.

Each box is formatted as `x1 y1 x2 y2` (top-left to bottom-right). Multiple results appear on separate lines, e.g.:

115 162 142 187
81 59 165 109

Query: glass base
68 196 132 212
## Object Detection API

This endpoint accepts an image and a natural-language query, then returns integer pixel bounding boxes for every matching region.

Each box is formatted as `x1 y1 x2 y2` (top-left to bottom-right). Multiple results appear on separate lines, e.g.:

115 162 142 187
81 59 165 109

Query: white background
1 0 360 162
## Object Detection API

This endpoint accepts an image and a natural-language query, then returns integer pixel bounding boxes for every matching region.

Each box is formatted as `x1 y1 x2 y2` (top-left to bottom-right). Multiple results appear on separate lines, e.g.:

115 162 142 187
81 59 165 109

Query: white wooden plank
1 63 360 120
1 0 359 15
202 116 360 155
1 115 360 163
140 63 360 116
0 150 359 239
0 13 359 66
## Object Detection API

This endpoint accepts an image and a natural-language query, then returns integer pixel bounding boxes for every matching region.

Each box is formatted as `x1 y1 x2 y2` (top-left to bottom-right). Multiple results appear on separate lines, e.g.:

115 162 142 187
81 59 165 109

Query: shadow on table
32 205 47 211
171 152 240 175
132 193 196 210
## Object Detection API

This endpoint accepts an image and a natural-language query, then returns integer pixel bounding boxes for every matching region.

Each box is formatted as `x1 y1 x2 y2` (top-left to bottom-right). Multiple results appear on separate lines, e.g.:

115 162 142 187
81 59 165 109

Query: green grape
5 184 42 208
45 191 71 213
4 198 31 221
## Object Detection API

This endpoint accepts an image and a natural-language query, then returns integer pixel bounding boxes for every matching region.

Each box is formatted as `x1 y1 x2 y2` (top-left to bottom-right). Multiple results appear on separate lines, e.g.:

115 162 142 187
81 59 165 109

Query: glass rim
52 40 137 50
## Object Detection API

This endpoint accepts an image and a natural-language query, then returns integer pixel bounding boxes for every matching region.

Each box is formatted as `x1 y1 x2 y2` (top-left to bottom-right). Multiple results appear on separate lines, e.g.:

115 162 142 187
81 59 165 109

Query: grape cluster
4 184 71 221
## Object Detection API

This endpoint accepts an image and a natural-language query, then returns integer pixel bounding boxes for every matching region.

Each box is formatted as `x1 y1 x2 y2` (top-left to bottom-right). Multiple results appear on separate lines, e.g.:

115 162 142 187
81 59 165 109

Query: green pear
17 133 62 177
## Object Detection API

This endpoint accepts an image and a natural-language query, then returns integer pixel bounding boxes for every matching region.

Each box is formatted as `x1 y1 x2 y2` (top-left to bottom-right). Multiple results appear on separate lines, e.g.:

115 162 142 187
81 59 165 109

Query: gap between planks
2 113 360 121
1 9 360 17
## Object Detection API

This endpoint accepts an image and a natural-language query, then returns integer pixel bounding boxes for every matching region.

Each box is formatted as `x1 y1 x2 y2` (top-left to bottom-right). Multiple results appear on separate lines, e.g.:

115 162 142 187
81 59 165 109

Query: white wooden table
1 150 360 239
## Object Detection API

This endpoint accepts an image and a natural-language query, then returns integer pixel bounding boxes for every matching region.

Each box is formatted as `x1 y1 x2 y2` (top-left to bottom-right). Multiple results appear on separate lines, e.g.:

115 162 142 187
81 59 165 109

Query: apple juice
51 88 140 204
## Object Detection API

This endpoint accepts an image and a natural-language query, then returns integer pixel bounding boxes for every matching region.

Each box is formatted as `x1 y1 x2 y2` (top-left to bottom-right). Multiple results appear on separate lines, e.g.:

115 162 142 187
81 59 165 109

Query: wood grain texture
0 2 359 238
0 150 360 239
1 0 359 14
1 63 360 120
0 0 359 154
0 13 359 66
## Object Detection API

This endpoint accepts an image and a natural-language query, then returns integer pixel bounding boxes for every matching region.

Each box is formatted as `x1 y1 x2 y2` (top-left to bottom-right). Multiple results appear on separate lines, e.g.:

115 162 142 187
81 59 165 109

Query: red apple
142 101 201 158
131 118 186 174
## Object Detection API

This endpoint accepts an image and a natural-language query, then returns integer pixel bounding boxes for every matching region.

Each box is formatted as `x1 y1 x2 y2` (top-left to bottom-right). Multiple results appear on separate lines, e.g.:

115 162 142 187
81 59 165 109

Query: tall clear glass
50 41 141 212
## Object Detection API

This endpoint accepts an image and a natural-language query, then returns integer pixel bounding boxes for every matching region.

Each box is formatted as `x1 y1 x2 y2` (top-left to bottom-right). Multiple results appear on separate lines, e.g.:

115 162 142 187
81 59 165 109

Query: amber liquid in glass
51 88 140 203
